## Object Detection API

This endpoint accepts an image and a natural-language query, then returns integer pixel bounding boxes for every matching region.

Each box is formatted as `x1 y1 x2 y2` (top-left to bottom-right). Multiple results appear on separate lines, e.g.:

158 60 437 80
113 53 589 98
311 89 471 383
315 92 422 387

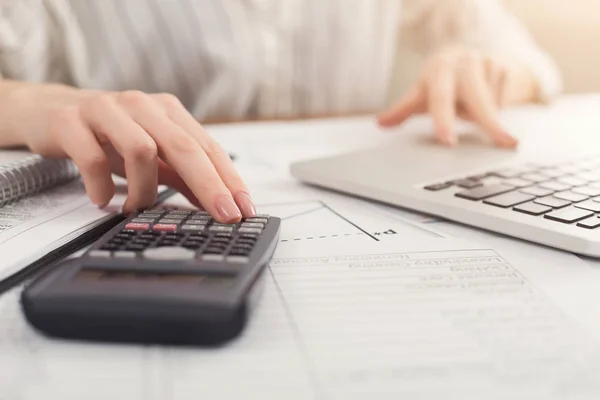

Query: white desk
3 94 600 400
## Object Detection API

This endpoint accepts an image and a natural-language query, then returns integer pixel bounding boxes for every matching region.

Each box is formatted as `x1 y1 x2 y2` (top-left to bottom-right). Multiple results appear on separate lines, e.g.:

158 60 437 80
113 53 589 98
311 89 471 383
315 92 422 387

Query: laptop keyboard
423 156 600 229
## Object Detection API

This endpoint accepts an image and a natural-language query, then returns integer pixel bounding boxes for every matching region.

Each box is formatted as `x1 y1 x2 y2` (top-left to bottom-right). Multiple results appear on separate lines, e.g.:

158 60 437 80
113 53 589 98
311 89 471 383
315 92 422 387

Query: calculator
21 208 281 346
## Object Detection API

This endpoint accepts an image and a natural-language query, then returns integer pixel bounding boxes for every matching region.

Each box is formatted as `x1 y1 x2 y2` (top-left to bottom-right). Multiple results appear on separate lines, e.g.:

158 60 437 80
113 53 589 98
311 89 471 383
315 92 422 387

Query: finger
496 69 509 109
157 159 202 208
459 61 518 148
153 94 256 218
116 91 242 223
50 107 115 207
376 84 426 128
484 58 506 108
427 65 457 146
81 94 159 212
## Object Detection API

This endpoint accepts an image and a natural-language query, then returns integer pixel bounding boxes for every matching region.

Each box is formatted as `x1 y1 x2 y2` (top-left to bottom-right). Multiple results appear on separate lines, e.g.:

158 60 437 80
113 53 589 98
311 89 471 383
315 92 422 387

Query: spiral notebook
0 151 80 207
0 151 173 289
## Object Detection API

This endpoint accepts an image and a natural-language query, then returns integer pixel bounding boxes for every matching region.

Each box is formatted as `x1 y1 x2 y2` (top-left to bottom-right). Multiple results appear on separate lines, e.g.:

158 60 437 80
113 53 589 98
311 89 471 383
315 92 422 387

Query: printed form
3 220 600 399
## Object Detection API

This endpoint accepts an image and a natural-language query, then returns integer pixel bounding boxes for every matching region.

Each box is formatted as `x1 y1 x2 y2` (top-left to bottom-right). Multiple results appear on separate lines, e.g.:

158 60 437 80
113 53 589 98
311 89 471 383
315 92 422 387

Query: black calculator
21 208 281 346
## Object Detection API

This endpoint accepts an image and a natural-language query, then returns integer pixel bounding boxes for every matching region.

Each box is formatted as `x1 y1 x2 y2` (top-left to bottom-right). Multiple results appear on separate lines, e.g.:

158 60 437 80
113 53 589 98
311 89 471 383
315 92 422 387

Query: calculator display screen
75 270 208 285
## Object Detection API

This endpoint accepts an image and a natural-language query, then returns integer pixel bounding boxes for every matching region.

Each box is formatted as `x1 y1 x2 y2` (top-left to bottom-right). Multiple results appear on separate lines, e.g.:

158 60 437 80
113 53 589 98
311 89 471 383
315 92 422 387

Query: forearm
0 80 98 149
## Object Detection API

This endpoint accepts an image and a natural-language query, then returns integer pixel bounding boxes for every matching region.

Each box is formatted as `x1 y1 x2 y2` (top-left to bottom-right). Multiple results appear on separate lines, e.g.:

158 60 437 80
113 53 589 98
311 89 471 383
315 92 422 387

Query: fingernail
215 195 242 223
497 134 519 149
235 192 257 218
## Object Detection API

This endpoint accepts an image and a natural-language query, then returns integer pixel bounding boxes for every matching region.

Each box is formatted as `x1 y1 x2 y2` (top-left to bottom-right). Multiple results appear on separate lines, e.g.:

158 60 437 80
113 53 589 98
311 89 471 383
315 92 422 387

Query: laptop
290 132 600 258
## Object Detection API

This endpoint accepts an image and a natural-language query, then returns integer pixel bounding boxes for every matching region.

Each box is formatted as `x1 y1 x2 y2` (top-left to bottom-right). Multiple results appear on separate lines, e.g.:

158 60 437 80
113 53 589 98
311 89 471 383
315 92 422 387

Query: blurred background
391 0 600 100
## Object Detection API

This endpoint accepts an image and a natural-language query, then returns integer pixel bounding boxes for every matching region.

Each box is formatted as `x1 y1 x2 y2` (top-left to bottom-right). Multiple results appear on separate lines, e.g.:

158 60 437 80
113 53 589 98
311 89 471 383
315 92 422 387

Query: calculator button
125 223 151 231
189 215 211 222
241 222 264 229
124 244 147 252
167 210 192 215
139 233 159 240
132 218 156 223
229 249 251 256
143 247 195 260
182 224 206 232
238 227 262 235
577 217 600 229
227 256 249 264
164 215 186 221
182 241 204 250
116 233 135 240
209 226 234 234
158 219 183 225
100 243 121 251
113 251 137 259
109 238 129 245
215 231 233 237
256 214 270 219
204 246 226 254
202 254 225 262
139 212 163 217
89 250 112 259
153 224 178 232
244 217 269 224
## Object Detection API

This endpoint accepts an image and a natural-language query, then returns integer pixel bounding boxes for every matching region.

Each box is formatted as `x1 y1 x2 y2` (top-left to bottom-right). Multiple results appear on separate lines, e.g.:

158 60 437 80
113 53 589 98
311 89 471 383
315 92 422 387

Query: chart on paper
257 200 438 245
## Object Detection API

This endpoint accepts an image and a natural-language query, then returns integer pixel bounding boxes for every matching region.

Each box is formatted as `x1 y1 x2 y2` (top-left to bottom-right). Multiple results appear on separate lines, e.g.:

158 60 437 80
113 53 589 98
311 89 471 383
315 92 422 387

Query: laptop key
520 186 554 197
544 207 594 223
453 179 483 189
577 217 600 229
502 178 531 188
424 182 453 191
572 185 600 197
513 202 552 216
484 192 535 208
539 181 571 192
455 184 514 201
534 196 571 209
575 200 600 213
557 176 587 187
520 173 549 183
553 191 589 203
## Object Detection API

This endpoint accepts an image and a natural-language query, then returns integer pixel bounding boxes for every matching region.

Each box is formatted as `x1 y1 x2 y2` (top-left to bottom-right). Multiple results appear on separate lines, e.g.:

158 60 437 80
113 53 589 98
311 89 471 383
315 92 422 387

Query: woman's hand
1 83 256 223
377 46 540 148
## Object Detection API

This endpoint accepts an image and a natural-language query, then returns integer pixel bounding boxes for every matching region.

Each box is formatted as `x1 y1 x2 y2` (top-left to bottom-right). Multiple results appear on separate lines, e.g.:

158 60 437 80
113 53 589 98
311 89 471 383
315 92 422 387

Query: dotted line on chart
280 232 364 243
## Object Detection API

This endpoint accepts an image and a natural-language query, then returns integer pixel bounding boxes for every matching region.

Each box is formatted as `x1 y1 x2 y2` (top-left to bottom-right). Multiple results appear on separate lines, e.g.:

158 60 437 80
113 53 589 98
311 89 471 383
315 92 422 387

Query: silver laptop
290 132 600 258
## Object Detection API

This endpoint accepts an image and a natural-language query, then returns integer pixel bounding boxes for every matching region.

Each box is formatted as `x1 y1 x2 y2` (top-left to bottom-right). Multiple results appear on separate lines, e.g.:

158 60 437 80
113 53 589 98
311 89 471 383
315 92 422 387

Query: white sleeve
401 0 563 102
0 0 54 82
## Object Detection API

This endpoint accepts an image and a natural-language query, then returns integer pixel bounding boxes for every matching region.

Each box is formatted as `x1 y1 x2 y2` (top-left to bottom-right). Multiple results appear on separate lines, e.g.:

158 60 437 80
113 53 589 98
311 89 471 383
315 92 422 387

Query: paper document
0 179 170 283
4 214 600 399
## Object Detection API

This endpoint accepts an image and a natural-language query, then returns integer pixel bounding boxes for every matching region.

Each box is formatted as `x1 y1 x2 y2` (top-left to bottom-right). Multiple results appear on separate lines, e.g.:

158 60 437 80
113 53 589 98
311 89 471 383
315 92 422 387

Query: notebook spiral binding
0 156 79 207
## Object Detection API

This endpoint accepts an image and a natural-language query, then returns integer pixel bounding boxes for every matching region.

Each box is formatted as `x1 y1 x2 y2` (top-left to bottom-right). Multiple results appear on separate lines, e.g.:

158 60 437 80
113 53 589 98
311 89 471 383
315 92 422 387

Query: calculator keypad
96 210 270 263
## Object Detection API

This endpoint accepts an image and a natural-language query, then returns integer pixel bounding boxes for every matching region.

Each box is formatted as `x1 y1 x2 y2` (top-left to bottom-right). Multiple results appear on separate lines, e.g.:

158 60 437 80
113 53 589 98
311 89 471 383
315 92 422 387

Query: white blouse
0 0 561 121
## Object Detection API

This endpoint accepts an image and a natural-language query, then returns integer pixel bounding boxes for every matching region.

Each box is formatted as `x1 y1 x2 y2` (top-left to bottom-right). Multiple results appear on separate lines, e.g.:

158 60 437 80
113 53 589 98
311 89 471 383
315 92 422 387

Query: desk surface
4 94 600 400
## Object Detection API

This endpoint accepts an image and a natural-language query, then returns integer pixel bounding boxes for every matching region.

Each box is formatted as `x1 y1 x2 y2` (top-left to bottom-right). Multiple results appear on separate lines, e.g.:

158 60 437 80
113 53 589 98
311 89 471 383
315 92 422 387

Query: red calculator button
125 223 150 231
153 224 178 232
